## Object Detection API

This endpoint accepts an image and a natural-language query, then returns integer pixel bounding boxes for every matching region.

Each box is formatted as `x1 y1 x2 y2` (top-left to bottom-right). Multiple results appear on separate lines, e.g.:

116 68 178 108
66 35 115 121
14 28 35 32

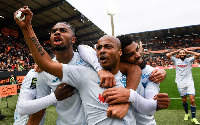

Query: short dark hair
116 35 134 50
55 22 75 36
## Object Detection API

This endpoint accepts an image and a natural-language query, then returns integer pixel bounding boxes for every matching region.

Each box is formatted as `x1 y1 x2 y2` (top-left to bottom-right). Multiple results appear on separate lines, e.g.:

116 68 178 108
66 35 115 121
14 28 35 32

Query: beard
180 55 186 60
52 46 67 51
139 59 146 70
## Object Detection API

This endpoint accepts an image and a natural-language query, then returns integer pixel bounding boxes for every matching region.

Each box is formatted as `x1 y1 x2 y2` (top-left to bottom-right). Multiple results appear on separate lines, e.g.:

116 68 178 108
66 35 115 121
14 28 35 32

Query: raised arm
14 6 62 79
166 50 179 60
185 49 200 59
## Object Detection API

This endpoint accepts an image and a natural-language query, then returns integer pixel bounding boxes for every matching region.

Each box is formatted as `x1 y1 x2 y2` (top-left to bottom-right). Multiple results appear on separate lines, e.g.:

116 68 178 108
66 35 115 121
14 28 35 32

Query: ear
118 49 122 57
71 37 76 44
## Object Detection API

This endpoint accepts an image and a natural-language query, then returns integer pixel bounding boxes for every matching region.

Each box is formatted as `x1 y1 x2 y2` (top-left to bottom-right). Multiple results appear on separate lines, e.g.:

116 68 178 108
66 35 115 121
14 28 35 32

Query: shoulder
142 65 154 74
26 69 37 77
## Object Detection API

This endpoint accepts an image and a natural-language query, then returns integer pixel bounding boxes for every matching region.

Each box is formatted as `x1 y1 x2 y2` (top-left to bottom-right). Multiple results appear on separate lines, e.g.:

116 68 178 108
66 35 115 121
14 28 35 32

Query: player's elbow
17 103 29 116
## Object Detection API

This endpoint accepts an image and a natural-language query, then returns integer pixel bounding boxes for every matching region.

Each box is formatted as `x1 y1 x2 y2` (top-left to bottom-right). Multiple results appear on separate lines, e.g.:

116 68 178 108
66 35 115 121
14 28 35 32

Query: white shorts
177 82 195 97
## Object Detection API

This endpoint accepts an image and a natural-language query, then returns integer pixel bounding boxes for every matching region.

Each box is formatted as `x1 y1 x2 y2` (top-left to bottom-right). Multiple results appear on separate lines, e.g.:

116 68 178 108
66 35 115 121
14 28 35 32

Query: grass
1 67 200 125
0 95 57 125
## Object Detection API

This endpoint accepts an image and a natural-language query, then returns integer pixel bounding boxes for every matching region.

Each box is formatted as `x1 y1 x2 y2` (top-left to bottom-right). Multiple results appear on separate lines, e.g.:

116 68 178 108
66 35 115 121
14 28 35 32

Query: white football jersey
171 56 195 86
36 52 91 125
14 69 45 125
134 65 160 125
62 64 136 125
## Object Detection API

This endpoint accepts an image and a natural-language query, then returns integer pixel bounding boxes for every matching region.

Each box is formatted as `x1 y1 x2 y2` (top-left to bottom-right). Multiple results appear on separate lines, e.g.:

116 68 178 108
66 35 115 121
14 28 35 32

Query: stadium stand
0 34 35 71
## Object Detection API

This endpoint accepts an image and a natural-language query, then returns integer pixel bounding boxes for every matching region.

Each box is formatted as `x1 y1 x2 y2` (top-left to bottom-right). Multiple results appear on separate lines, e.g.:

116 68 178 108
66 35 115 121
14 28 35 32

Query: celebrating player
14 6 143 124
166 48 200 124
78 35 170 125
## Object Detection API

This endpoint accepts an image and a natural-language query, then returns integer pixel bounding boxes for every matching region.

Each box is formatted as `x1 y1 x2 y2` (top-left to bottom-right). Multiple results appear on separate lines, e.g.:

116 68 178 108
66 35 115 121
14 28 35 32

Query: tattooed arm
14 6 62 79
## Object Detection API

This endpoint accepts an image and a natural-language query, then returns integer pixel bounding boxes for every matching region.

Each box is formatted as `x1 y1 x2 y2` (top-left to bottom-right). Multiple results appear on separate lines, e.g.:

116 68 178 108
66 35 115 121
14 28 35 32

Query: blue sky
67 0 200 36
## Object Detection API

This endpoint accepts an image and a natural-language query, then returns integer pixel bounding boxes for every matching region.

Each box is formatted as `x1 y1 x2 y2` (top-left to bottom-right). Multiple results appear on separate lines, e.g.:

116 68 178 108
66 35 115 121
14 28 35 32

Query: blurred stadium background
1 0 200 125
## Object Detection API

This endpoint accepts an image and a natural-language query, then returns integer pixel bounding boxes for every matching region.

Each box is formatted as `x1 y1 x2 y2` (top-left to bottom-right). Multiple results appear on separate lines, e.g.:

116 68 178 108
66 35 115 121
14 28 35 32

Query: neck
108 61 120 75
55 48 74 64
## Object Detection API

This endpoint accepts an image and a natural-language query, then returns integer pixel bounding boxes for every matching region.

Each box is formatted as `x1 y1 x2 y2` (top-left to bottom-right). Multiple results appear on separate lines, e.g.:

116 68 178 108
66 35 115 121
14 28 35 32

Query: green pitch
0 67 200 125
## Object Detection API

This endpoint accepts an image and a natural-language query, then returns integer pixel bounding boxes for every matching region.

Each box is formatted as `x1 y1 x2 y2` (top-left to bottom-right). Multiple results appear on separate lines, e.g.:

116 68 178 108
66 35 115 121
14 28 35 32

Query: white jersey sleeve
62 64 87 89
128 89 157 115
171 56 176 62
17 92 57 116
14 69 46 125
17 70 57 116
188 56 195 63
36 72 52 99
78 45 103 71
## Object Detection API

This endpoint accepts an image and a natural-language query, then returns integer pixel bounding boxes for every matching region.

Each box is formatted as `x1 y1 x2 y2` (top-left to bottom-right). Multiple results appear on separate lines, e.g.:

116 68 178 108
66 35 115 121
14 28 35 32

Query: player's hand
103 87 130 104
184 48 188 53
14 6 33 28
149 69 166 83
107 103 130 119
54 83 76 101
97 69 116 87
153 93 170 110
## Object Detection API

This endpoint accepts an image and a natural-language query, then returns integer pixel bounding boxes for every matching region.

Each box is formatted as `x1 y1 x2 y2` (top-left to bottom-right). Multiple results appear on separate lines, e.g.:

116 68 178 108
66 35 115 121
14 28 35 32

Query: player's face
96 37 122 70
179 50 186 59
50 23 76 51
121 42 142 65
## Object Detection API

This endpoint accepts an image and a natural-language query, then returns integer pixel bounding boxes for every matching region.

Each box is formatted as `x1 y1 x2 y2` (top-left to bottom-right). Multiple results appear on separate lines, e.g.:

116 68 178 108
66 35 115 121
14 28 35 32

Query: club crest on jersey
98 94 106 103
141 74 150 79
52 77 59 83
30 77 37 89
120 74 126 87
76 59 85 65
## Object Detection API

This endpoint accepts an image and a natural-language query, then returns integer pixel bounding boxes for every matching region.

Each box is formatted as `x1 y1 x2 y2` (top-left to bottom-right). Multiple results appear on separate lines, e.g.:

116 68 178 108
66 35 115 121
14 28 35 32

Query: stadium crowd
0 32 200 70
142 34 200 51
0 34 35 71
144 55 200 67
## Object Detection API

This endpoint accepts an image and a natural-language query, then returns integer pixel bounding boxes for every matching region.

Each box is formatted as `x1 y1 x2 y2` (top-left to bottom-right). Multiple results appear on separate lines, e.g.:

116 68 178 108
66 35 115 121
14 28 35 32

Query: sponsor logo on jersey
177 65 188 67
30 77 37 89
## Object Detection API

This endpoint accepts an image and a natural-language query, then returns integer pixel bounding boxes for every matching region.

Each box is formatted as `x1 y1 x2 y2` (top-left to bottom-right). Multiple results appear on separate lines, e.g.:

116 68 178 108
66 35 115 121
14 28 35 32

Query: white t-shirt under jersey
62 64 136 125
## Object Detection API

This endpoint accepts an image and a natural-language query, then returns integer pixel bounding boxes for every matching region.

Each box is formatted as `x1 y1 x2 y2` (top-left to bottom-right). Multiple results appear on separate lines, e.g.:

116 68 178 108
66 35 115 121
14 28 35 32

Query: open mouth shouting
54 36 63 46
99 55 108 63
